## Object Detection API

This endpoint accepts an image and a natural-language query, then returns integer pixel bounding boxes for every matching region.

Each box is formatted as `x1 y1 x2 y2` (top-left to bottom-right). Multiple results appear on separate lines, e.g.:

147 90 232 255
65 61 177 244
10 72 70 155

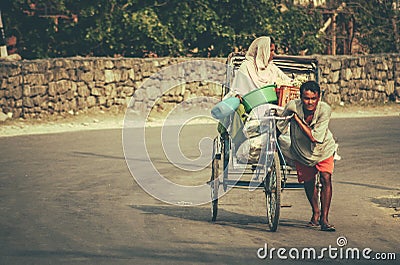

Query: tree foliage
0 0 398 59
343 0 399 53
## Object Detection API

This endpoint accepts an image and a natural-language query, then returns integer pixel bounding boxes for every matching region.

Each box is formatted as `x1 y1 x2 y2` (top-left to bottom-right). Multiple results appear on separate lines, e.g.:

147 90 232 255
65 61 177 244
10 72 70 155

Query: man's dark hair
300 80 320 96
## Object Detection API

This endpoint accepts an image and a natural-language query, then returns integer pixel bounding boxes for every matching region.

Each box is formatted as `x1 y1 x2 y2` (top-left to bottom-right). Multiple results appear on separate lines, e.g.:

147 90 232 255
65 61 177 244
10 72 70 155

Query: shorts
294 156 334 183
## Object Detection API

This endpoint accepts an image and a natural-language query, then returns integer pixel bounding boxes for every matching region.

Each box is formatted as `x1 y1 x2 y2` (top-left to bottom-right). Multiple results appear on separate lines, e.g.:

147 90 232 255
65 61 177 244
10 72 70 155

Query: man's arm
293 113 318 143
276 100 297 137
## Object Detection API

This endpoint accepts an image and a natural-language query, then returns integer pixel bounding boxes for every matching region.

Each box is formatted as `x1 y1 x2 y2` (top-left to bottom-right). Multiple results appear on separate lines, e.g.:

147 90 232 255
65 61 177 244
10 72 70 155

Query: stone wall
317 54 399 105
0 54 399 119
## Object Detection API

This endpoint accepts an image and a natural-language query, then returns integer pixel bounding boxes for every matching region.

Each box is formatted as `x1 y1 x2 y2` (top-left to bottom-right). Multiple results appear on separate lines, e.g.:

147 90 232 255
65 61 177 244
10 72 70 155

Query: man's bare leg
319 172 335 231
304 177 320 224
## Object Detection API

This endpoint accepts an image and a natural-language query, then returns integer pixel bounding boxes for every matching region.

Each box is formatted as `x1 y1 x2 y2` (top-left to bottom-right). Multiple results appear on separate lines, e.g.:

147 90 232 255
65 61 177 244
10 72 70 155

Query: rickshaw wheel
264 152 281 232
211 157 220 222
222 135 229 191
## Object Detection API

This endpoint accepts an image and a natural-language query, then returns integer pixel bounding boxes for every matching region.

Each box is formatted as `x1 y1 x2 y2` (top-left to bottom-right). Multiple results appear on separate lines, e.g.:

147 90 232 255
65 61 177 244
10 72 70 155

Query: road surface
0 116 399 264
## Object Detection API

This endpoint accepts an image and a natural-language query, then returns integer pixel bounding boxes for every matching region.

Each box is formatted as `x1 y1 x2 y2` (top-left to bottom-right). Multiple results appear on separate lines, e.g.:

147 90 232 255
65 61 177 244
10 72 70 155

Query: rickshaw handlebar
258 113 294 121
274 113 294 121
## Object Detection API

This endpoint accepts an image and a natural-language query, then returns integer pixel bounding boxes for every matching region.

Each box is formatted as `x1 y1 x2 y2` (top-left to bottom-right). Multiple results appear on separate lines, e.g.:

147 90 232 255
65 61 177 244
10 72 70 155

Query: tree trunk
392 15 399 53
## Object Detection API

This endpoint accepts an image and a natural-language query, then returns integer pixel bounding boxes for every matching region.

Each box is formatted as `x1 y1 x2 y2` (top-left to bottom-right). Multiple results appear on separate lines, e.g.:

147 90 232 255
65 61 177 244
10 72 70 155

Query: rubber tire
265 152 282 232
222 136 229 191
211 157 219 222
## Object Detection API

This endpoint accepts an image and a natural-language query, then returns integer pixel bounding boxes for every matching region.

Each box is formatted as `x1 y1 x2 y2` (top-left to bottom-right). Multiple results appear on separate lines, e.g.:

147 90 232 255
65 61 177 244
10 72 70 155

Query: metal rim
265 152 281 232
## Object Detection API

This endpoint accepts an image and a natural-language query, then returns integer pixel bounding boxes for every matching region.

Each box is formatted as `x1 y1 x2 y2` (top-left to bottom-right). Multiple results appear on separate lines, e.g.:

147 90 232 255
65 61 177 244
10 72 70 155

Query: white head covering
243 36 272 87
231 36 291 97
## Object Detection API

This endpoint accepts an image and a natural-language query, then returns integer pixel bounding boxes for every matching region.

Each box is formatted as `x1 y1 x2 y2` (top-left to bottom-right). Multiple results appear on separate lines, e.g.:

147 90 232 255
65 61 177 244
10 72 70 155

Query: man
277 81 337 232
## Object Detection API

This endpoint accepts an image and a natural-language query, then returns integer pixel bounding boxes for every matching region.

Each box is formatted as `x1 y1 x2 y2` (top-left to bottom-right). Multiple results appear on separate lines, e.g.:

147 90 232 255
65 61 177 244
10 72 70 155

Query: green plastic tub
242 84 277 113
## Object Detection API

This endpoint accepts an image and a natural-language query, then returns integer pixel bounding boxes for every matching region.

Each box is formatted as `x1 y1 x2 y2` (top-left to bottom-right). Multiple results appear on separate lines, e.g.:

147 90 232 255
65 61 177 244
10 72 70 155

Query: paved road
0 116 399 264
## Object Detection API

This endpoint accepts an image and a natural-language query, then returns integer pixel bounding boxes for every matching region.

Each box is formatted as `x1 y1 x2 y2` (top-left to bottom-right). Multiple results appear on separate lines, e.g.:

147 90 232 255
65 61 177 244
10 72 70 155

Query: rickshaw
209 53 319 232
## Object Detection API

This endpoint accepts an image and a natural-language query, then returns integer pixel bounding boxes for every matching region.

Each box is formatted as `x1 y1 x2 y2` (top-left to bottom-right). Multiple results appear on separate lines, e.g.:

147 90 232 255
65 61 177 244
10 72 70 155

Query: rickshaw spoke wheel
211 157 220 222
264 152 281 232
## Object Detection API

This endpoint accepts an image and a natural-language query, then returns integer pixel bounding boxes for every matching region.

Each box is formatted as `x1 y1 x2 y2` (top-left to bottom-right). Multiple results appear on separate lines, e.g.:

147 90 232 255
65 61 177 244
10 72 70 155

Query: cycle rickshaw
209 53 319 232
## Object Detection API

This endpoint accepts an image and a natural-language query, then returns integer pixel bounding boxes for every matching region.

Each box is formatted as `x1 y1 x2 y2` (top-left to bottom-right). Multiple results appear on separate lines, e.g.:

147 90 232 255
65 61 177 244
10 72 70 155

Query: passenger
232 36 291 97
277 80 337 232
224 36 291 148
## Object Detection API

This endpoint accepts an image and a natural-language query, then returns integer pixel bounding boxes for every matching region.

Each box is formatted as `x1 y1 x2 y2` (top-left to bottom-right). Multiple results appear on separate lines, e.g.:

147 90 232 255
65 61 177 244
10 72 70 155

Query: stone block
113 70 122 82
78 70 94 83
3 64 21 77
330 71 340 83
120 70 129 82
376 62 388 71
8 75 22 87
104 60 114 69
105 84 117 97
133 89 146 101
376 84 385 92
146 86 161 100
53 68 69 81
353 67 362 79
358 57 368 66
87 96 97 107
331 60 341 71
1 78 7 89
128 69 135 80
395 87 400 97
66 89 75 100
386 81 395 95
377 71 387 80
104 70 115 83
23 97 34 108
30 85 47 97
133 101 148 114
91 86 105 96
64 59 76 70
340 87 349 97
122 86 133 97
77 97 86 109
12 108 22 118
342 68 352 81
45 72 54 83
77 83 90 97
94 69 105 82
0 98 6 107
98 96 107 105
349 59 358 68
12 86 23 99
32 95 43 107
6 98 15 108
349 87 358 95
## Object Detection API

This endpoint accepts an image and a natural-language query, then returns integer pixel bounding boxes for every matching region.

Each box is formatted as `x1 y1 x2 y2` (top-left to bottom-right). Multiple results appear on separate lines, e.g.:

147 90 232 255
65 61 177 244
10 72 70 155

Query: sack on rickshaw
236 132 267 164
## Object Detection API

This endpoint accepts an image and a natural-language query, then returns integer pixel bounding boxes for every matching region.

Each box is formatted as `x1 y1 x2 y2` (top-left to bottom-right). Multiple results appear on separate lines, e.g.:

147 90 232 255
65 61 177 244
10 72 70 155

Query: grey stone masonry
316 54 399 105
0 54 399 119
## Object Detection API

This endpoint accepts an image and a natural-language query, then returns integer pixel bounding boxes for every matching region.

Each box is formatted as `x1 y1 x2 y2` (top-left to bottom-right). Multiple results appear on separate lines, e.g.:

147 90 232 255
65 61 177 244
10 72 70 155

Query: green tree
344 0 399 53
1 0 396 58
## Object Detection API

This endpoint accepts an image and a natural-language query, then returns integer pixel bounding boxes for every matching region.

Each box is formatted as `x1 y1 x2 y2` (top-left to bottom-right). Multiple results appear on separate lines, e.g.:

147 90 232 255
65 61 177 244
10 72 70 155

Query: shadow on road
337 180 400 191
73 151 125 161
130 204 307 233
72 151 203 168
